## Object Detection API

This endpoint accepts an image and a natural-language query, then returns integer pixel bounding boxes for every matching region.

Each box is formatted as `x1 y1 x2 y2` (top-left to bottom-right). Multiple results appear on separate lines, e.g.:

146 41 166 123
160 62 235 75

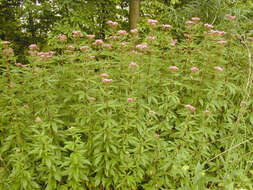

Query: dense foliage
1 12 253 189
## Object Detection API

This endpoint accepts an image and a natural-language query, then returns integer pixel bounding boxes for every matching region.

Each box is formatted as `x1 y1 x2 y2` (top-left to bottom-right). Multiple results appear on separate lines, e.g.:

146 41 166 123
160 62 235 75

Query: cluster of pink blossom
1 41 10 45
225 14 236 20
147 19 158 27
170 39 178 46
136 43 147 51
191 67 199 71
67 45 75 51
130 29 138 34
58 34 67 41
15 63 27 68
29 44 38 51
214 66 223 72
162 24 171 29
204 24 214 29
185 104 196 111
127 97 135 102
107 20 118 27
88 97 96 101
209 30 226 36
217 40 227 45
101 73 113 83
2 48 14 57
108 35 119 40
86 34 95 39
72 30 82 38
103 44 112 49
169 66 179 71
37 51 56 60
147 36 155 41
118 30 128 36
186 17 200 27
93 39 104 46
80 46 89 52
129 61 138 69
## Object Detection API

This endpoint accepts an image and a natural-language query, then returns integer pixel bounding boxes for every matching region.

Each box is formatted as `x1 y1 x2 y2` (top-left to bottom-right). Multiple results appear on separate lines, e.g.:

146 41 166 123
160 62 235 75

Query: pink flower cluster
80 46 89 52
108 35 119 40
93 39 104 46
129 61 138 69
3 48 14 57
86 34 95 39
58 34 67 41
101 73 113 83
162 24 171 29
127 97 135 102
186 17 200 27
136 43 147 50
103 44 112 49
107 20 118 27
88 97 96 101
29 44 38 50
72 30 82 38
118 30 128 36
185 104 196 111
209 30 226 36
204 24 214 29
226 14 236 20
191 67 199 71
170 39 178 46
130 29 138 34
214 66 223 72
1 41 10 45
147 19 158 27
37 51 56 60
169 66 179 71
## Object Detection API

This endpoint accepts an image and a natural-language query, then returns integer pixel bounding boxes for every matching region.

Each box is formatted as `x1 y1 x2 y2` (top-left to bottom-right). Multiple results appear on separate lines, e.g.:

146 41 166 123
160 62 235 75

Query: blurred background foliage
0 0 253 63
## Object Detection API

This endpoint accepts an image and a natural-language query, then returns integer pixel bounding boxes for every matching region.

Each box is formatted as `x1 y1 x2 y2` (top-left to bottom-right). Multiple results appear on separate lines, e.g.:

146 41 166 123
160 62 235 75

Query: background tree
129 0 141 29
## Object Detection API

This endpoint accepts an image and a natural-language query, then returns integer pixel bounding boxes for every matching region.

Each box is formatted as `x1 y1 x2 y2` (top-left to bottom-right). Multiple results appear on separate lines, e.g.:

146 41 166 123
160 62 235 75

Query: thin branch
207 137 253 162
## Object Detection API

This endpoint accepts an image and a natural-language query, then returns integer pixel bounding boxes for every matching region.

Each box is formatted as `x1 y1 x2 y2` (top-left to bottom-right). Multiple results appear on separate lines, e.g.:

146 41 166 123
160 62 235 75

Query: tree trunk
129 0 140 29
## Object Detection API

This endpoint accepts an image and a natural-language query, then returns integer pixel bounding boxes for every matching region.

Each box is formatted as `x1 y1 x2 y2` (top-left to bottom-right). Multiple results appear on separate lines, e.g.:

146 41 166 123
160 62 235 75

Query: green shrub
0 14 253 189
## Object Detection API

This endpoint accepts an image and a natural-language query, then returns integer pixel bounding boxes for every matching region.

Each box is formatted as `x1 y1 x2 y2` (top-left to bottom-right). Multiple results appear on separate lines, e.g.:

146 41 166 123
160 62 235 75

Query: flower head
127 97 135 102
241 101 247 106
185 104 196 111
130 29 138 34
80 46 89 52
214 66 223 72
107 20 118 27
72 30 82 38
186 20 194 27
1 41 10 45
86 34 95 39
226 14 236 20
162 24 171 29
169 66 179 71
204 110 211 114
204 24 214 29
58 34 67 41
170 39 177 46
191 67 199 71
29 44 38 50
102 78 113 83
118 30 128 36
191 17 200 21
129 61 138 69
35 117 42 123
136 43 147 50
88 97 96 101
147 19 158 27
101 73 109 78
93 39 104 46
